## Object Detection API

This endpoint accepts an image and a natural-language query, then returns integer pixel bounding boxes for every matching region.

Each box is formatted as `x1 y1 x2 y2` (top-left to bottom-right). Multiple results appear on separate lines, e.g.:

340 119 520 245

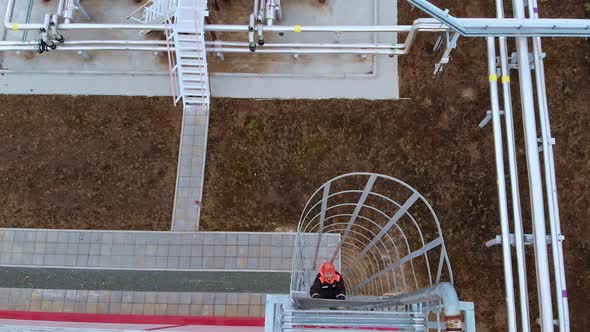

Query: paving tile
31 289 43 301
179 293 191 305
238 294 250 305
144 303 156 315
190 293 203 305
29 300 42 311
237 234 249 246
213 246 225 257
237 257 248 269
237 246 248 257
132 303 144 314
237 304 249 317
98 291 111 303
225 304 239 317
120 303 132 314
121 291 134 303
260 235 272 246
75 290 88 302
178 304 190 315
145 292 157 304
248 234 260 246
98 302 109 314
63 300 75 313
86 303 98 313
74 301 87 313
110 291 123 303
167 257 180 268
249 305 263 317
260 257 271 270
224 257 237 269
155 304 167 315
190 304 203 316
247 257 259 269
202 304 214 316
166 304 179 315
166 292 180 304
109 302 122 314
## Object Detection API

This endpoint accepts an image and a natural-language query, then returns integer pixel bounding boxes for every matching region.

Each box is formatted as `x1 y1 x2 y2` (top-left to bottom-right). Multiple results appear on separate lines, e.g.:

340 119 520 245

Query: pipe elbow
436 282 460 317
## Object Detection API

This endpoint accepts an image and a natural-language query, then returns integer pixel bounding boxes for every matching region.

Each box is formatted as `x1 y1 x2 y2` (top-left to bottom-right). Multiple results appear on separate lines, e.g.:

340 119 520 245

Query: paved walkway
0 230 339 271
171 105 209 231
0 288 267 318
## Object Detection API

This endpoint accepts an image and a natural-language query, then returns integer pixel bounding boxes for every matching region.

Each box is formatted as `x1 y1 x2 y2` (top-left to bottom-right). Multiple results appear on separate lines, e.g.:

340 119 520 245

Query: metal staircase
171 0 210 108
264 173 475 331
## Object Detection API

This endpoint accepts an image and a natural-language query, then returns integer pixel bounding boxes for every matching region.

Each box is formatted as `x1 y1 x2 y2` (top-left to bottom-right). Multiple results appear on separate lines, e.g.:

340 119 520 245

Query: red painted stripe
0 310 265 327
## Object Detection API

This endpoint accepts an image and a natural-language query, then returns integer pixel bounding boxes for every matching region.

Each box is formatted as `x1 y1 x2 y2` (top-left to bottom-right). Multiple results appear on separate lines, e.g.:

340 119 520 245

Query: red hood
319 262 340 284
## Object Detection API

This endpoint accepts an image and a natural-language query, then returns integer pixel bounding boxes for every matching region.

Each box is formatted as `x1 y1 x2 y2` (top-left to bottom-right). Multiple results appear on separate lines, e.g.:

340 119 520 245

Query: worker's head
320 262 336 281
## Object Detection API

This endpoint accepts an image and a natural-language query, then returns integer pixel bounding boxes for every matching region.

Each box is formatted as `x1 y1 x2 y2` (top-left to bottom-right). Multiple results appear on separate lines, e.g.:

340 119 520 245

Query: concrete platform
0 229 341 323
0 0 399 99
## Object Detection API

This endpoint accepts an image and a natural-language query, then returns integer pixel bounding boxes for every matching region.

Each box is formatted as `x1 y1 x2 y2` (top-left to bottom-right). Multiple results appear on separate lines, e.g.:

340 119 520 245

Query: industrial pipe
494 0 531 330
486 36 517 332
511 0 555 328
527 0 570 330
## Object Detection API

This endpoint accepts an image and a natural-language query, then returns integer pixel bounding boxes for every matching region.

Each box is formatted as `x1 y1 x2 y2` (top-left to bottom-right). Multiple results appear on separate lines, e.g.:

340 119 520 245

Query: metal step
179 59 206 66
282 309 427 332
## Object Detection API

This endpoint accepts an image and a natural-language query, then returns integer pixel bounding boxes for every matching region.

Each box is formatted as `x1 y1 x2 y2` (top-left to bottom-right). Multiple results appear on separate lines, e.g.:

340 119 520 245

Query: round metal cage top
290 173 454 299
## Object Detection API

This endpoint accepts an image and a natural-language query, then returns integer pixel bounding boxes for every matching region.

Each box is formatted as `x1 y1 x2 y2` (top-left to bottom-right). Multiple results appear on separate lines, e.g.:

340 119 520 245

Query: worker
309 261 346 300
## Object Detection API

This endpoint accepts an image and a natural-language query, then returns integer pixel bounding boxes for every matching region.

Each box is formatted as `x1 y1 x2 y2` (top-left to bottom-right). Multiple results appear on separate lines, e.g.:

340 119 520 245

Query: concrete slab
0 0 398 99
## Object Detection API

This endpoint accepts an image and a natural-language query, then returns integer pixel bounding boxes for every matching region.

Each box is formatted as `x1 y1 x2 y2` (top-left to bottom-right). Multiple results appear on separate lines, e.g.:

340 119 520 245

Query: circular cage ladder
290 172 454 301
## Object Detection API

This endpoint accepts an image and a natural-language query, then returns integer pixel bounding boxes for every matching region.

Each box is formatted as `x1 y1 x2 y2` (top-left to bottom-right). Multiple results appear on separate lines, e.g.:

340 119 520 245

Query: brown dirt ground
0 0 589 330
0 96 182 230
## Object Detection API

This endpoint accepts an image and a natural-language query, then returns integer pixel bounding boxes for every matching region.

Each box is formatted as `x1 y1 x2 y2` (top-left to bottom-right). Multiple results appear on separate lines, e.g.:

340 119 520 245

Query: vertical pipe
57 0 66 17
511 0 555 329
486 37 518 332
495 0 531 330
253 0 259 19
526 0 570 330
4 0 16 29
257 0 265 22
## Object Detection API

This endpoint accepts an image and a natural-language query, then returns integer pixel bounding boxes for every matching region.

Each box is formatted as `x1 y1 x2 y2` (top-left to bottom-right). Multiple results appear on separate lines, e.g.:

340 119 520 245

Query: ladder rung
180 59 206 65
183 83 205 89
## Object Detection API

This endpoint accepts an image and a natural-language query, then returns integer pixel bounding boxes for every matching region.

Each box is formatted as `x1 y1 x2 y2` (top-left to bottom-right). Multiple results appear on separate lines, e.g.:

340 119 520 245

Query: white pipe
499 29 532 332
527 0 570 330
0 39 404 49
511 0 555 329
266 0 276 26
495 0 531 330
275 0 283 21
486 37 518 332
57 0 66 17
253 0 259 20
248 13 255 48
205 41 405 49
0 46 170 51
0 45 400 55
257 0 265 22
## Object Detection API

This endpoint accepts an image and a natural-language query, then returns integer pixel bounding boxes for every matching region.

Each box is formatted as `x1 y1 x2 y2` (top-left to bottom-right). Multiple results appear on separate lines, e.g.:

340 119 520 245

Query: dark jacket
309 272 346 300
